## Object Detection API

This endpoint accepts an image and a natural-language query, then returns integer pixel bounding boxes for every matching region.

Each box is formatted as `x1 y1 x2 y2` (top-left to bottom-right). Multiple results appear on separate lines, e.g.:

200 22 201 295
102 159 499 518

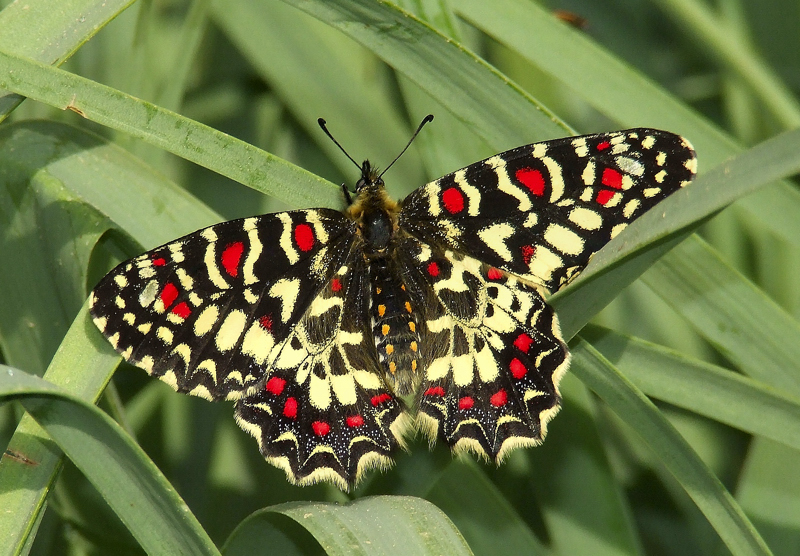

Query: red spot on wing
346 415 364 427
424 386 446 397
458 396 474 410
294 223 315 252
220 242 244 277
490 389 508 407
601 168 623 189
513 333 533 353
442 187 465 214
152 257 166 267
427 262 440 277
596 189 615 205
331 278 342 292
283 397 298 419
487 267 503 280
259 314 273 331
171 302 191 318
521 245 535 265
312 421 330 436
597 141 611 151
371 393 392 406
509 358 528 379
265 377 286 395
160 283 179 309
516 168 547 196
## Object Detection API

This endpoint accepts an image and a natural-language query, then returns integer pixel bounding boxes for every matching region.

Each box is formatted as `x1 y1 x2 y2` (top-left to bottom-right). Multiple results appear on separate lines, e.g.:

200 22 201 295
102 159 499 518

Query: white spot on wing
452 354 474 386
194 305 219 336
204 243 229 290
527 246 562 283
568 207 602 230
309 373 331 410
544 224 584 256
215 309 246 352
581 160 595 185
157 326 173 345
330 374 356 405
242 218 262 285
623 199 641 218
487 155 531 212
453 171 482 216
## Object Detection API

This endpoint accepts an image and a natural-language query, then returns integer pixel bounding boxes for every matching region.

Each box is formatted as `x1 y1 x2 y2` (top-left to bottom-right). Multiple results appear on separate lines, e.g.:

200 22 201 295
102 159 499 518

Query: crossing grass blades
90 116 697 490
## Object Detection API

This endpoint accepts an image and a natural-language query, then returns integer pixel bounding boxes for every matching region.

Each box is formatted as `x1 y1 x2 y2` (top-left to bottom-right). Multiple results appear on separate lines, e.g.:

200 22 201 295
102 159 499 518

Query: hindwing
395 238 569 461
234 260 409 488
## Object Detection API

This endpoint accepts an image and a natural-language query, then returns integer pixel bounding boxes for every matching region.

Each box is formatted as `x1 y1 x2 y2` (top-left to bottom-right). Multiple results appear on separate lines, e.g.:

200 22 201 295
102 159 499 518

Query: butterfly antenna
379 114 434 179
318 118 361 171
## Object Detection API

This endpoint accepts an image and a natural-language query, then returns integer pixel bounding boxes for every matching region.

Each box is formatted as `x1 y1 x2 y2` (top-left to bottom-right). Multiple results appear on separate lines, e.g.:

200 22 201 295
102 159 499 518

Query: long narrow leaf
0 49 337 209
0 0 135 118
0 366 219 556
570 339 771 556
583 325 800 452
224 496 472 556
643 236 800 395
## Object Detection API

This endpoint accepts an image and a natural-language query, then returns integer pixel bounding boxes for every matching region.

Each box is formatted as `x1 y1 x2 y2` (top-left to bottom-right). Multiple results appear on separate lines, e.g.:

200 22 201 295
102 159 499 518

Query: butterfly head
355 160 384 194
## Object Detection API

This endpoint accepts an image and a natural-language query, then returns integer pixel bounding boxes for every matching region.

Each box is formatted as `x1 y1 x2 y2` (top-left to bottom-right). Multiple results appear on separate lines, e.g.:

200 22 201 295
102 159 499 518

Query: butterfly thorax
346 160 401 256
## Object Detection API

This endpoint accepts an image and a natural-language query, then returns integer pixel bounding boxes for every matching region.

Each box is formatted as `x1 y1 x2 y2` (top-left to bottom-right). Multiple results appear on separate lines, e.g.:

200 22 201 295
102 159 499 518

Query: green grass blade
570 339 772 556
652 0 800 128
643 235 800 395
0 305 122 554
0 0 135 119
736 438 800 555
0 49 337 209
224 496 472 556
583 325 800 452
423 461 550 556
0 120 221 247
211 0 428 190
279 0 569 150
0 366 219 556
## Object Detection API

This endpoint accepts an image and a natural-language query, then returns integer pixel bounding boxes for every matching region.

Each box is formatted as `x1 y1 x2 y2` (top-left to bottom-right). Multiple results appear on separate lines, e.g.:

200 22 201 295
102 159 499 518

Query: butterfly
90 117 696 490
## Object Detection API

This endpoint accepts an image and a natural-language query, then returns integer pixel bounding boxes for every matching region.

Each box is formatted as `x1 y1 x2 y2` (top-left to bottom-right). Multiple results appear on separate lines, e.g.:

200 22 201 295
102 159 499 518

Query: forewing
396 238 569 462
90 209 353 401
234 261 410 489
400 129 697 292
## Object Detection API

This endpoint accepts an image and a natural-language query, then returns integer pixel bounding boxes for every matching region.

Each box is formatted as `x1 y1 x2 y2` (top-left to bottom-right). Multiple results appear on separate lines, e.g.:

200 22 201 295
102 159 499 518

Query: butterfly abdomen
369 258 421 396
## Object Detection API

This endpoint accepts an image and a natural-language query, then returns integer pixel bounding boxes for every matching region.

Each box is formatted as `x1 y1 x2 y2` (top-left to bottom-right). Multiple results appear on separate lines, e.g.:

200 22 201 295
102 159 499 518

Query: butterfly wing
397 128 695 459
400 129 697 293
90 209 355 401
395 238 569 461
90 208 409 488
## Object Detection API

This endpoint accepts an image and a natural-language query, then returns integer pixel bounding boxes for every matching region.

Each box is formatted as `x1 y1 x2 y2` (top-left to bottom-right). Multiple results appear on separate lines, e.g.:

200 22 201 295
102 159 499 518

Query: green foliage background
1 0 800 554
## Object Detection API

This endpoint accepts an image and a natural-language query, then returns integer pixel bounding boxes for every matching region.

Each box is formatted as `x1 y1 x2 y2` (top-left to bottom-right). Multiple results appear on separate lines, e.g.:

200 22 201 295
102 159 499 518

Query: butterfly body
90 127 696 489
